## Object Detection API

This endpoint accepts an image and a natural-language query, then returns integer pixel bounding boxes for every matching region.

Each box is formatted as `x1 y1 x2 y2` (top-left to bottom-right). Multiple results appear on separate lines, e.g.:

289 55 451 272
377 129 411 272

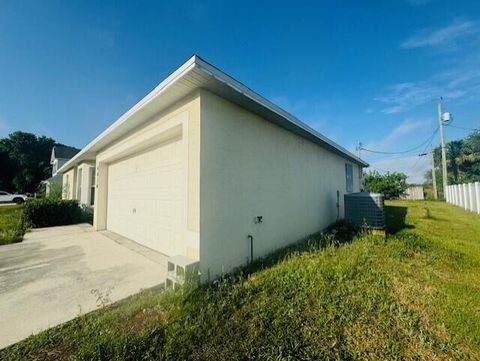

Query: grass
1 200 480 360
0 204 24 245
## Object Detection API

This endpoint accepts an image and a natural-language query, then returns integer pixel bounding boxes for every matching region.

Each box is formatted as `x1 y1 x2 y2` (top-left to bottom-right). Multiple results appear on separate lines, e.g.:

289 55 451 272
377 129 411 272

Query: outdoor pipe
247 235 253 263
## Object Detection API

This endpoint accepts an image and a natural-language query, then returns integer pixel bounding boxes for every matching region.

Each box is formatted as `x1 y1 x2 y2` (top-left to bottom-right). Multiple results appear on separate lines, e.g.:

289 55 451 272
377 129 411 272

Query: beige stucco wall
199 90 361 280
77 162 95 206
62 163 95 205
93 92 201 261
62 168 76 200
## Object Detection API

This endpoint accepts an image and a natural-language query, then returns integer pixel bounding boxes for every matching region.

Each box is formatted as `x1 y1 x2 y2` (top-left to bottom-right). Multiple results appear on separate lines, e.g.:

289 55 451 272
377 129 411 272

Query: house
58 55 368 281
43 145 80 196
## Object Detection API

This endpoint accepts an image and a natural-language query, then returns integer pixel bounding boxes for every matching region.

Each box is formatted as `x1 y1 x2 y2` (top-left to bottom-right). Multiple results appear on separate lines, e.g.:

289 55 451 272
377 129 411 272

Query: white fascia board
57 55 198 174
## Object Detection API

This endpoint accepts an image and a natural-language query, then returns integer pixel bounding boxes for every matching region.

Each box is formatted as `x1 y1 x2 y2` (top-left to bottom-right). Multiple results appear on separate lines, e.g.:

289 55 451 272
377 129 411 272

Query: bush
47 182 63 200
0 226 25 245
364 170 408 199
22 198 87 228
0 205 26 245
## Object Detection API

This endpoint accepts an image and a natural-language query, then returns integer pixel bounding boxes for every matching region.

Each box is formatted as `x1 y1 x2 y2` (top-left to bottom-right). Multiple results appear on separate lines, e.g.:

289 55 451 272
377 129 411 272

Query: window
89 167 96 206
77 168 83 201
345 163 353 193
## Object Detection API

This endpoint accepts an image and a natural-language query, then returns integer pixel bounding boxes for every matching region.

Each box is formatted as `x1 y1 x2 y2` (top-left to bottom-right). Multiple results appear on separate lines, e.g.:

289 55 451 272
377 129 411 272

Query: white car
0 191 28 204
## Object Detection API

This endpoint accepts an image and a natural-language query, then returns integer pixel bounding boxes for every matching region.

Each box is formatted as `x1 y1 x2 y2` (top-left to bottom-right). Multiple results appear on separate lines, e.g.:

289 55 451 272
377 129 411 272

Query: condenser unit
344 192 385 229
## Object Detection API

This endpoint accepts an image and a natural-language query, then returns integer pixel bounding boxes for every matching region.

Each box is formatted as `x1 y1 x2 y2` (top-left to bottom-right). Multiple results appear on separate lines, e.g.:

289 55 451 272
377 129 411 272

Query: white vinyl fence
445 182 480 214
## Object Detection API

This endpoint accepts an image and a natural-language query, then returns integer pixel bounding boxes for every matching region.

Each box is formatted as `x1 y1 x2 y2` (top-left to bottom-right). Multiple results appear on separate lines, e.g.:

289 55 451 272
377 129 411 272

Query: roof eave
58 55 368 173
57 55 199 173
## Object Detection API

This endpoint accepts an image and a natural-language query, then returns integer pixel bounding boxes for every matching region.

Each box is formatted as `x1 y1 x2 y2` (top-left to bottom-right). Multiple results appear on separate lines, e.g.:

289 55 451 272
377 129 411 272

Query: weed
91 287 114 308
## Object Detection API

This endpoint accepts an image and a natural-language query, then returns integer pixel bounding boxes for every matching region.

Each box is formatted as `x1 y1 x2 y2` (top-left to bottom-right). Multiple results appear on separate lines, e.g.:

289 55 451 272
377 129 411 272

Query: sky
1 0 479 183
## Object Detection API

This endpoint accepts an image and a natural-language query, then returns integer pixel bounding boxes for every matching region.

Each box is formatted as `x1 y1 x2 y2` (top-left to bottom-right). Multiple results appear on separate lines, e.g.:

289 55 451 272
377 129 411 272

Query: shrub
47 182 63 200
0 205 26 245
364 170 408 199
0 227 25 245
22 198 87 228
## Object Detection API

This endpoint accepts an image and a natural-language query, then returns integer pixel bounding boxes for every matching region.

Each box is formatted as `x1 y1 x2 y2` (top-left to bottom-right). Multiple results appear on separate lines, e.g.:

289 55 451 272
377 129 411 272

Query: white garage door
106 139 184 255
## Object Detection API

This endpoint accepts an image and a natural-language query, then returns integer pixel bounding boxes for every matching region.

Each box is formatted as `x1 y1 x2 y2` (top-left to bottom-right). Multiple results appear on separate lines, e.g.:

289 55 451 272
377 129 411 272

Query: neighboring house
43 145 80 196
58 55 368 281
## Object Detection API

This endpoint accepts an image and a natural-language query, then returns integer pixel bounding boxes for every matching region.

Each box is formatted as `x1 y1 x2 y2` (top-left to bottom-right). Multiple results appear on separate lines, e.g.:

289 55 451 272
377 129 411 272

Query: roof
53 145 81 160
59 55 368 173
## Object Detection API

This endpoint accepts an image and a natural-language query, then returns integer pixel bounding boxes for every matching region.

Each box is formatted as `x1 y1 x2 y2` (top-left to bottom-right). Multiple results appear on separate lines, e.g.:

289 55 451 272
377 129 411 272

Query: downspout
247 235 254 263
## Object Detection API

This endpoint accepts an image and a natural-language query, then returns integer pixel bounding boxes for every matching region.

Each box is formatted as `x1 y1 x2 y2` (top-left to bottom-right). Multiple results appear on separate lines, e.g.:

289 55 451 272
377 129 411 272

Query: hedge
22 198 87 228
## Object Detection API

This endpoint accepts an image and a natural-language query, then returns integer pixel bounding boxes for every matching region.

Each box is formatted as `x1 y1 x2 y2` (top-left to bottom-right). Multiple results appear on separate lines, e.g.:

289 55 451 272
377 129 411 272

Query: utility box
344 192 385 229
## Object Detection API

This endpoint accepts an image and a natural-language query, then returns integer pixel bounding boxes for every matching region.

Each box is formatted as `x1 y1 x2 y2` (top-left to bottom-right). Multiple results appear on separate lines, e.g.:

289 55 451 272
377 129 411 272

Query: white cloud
377 20 480 114
375 66 480 114
382 119 425 147
362 118 433 183
375 82 437 114
364 118 428 152
401 19 478 49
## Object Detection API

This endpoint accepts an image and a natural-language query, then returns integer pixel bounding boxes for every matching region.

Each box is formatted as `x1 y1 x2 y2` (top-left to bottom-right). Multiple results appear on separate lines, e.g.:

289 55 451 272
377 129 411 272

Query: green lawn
0 205 24 245
1 200 479 360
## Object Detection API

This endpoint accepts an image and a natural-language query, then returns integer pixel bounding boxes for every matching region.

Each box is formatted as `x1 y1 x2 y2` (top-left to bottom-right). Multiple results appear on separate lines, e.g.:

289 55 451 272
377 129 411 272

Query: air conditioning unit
166 255 200 290
344 192 385 229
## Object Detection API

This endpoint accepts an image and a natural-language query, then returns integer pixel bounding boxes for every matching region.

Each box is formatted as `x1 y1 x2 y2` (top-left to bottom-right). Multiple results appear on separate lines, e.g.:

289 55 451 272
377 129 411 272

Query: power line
360 126 439 155
408 118 443 179
365 152 427 163
446 124 479 131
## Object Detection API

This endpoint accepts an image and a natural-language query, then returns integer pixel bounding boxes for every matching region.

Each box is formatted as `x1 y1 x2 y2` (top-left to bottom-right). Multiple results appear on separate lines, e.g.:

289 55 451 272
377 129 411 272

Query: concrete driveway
0 224 167 349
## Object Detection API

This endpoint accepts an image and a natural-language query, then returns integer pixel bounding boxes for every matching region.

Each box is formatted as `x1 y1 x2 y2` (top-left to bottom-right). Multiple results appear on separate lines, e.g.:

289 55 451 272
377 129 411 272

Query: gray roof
53 145 80 159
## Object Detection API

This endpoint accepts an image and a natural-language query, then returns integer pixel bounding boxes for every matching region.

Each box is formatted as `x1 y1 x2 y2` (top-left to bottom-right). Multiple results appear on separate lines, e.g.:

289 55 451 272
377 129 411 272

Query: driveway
0 224 167 349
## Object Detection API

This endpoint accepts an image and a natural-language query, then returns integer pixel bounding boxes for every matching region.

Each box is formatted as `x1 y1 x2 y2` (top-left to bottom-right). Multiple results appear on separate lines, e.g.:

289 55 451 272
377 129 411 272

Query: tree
0 131 56 193
461 131 480 182
364 171 408 199
428 130 480 186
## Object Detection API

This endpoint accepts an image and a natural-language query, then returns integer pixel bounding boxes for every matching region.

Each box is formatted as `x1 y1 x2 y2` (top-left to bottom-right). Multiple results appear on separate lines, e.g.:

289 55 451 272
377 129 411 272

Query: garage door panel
106 139 184 255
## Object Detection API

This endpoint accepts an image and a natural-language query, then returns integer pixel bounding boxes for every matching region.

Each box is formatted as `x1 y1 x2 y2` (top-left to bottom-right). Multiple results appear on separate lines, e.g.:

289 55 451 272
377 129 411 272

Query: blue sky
1 0 479 183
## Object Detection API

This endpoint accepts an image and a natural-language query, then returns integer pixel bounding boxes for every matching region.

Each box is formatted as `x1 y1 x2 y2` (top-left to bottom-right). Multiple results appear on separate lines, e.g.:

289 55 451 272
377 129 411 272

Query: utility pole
438 98 448 198
356 141 362 158
430 145 438 200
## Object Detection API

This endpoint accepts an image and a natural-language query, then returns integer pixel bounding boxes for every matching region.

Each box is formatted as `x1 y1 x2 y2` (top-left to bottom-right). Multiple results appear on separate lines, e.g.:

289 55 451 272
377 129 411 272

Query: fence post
459 185 463 207
454 185 458 206
463 184 469 210
468 183 474 212
459 184 462 206
476 182 480 214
